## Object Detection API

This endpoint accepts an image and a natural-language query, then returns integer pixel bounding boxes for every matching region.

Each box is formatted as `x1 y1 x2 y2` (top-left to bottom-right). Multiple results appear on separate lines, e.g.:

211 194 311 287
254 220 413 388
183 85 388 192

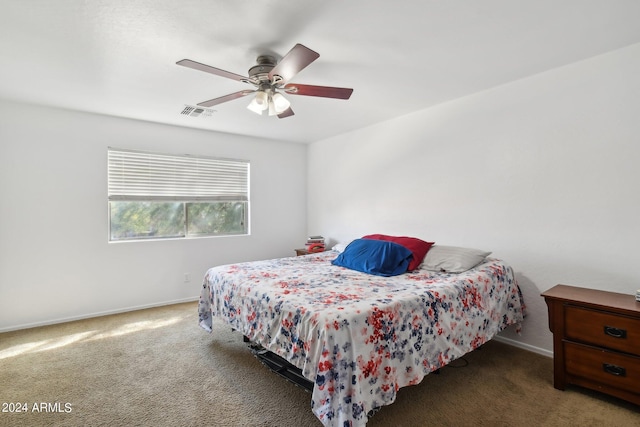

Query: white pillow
422 245 491 273
331 242 351 253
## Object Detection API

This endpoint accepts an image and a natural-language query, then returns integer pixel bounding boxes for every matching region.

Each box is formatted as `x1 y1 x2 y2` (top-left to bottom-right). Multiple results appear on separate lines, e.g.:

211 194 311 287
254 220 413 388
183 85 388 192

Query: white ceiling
1 1 640 144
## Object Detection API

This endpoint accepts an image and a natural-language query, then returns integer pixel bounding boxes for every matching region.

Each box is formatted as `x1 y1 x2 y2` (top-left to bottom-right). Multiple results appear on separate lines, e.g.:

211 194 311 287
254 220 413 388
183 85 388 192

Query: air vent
180 105 215 118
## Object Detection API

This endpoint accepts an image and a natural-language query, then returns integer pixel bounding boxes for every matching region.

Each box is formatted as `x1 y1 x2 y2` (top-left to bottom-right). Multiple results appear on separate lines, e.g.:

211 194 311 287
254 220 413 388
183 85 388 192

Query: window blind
108 148 249 202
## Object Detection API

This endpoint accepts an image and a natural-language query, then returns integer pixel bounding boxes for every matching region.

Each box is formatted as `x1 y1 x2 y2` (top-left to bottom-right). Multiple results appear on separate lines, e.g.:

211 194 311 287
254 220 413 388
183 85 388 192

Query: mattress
198 250 525 426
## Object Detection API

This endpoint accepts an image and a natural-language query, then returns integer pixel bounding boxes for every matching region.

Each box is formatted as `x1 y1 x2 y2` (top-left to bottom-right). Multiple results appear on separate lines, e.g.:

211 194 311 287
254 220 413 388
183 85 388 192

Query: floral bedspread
198 251 525 427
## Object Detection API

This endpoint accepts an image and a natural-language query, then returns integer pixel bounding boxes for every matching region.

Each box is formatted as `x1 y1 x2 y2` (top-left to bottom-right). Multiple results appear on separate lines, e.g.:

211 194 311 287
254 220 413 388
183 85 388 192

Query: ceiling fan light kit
246 87 290 116
177 44 353 119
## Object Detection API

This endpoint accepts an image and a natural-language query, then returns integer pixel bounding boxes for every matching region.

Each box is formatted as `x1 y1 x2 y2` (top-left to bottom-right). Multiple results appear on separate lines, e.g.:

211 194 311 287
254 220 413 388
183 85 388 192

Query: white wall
0 101 307 331
308 43 640 354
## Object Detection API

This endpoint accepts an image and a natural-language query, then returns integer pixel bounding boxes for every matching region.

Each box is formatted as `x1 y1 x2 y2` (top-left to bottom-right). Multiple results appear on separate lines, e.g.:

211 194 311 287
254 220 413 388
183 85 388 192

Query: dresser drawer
565 305 640 355
564 341 640 395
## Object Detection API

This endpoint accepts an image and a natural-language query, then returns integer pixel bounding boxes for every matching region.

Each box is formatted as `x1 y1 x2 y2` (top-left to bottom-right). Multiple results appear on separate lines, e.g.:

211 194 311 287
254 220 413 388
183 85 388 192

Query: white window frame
107 147 249 241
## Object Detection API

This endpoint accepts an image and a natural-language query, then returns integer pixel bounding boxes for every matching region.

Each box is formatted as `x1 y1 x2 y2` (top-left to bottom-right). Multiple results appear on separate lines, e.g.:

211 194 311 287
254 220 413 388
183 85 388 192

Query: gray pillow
422 245 491 273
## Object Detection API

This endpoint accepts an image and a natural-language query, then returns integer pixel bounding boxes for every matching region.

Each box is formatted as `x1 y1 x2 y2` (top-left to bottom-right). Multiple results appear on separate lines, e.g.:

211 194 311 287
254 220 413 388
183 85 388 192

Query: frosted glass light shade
271 92 290 114
268 99 277 116
247 98 263 114
254 91 269 108
247 91 269 115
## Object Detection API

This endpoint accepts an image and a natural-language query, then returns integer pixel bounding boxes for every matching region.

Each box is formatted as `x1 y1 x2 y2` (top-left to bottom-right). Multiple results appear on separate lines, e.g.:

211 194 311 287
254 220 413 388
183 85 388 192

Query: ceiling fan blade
268 44 319 84
177 59 248 82
277 107 294 119
283 84 353 100
197 90 255 107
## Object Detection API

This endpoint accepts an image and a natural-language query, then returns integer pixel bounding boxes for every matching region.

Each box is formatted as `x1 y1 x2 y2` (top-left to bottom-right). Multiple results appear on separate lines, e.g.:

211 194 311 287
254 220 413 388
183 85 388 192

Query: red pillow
362 234 434 271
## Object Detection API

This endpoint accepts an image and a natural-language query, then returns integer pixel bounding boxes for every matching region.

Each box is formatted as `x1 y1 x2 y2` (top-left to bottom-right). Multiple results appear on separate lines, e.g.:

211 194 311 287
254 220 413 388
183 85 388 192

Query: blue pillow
331 239 413 276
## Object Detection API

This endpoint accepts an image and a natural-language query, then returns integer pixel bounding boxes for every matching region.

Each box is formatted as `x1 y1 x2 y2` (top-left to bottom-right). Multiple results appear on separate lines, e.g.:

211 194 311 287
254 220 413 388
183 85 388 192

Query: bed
198 244 525 427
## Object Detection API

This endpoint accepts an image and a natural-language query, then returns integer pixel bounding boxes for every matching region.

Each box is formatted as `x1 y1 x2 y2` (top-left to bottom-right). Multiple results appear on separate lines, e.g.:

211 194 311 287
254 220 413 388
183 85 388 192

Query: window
108 148 249 241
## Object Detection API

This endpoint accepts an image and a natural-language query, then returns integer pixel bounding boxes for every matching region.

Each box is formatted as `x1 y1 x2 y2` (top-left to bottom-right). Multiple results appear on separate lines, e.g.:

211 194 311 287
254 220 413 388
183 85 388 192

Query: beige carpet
1 302 638 427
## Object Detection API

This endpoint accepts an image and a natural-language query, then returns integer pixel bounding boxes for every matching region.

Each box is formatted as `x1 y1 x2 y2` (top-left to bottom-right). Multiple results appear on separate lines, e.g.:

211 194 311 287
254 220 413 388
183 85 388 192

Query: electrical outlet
184 273 191 283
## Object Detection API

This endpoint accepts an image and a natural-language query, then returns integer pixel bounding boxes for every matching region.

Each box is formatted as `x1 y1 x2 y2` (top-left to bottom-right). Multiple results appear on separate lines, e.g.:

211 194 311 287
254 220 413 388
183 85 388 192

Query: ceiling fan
176 44 353 119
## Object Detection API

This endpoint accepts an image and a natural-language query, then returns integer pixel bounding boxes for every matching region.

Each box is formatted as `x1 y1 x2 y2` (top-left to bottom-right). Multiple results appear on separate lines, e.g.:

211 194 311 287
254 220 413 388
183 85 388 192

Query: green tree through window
187 202 246 236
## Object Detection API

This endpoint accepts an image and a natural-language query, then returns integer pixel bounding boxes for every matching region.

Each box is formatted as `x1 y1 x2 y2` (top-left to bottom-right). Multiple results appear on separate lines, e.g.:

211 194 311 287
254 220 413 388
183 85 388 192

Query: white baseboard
493 335 553 358
0 297 199 333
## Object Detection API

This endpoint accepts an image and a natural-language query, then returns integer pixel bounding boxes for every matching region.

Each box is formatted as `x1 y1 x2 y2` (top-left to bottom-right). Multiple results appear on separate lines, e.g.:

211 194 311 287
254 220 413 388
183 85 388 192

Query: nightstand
542 284 640 405
294 248 325 256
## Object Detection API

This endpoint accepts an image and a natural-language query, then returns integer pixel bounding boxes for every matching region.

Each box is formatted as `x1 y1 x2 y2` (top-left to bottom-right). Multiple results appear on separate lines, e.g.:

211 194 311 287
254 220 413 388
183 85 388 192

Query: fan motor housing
248 55 276 82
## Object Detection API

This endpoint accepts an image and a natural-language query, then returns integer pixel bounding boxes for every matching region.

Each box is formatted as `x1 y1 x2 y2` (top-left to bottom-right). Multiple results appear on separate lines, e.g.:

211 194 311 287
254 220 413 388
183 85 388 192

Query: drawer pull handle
603 325 627 339
603 363 626 377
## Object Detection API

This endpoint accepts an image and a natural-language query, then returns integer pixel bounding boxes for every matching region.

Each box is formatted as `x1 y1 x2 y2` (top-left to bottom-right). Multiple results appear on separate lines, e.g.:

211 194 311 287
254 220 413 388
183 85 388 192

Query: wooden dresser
542 284 640 405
